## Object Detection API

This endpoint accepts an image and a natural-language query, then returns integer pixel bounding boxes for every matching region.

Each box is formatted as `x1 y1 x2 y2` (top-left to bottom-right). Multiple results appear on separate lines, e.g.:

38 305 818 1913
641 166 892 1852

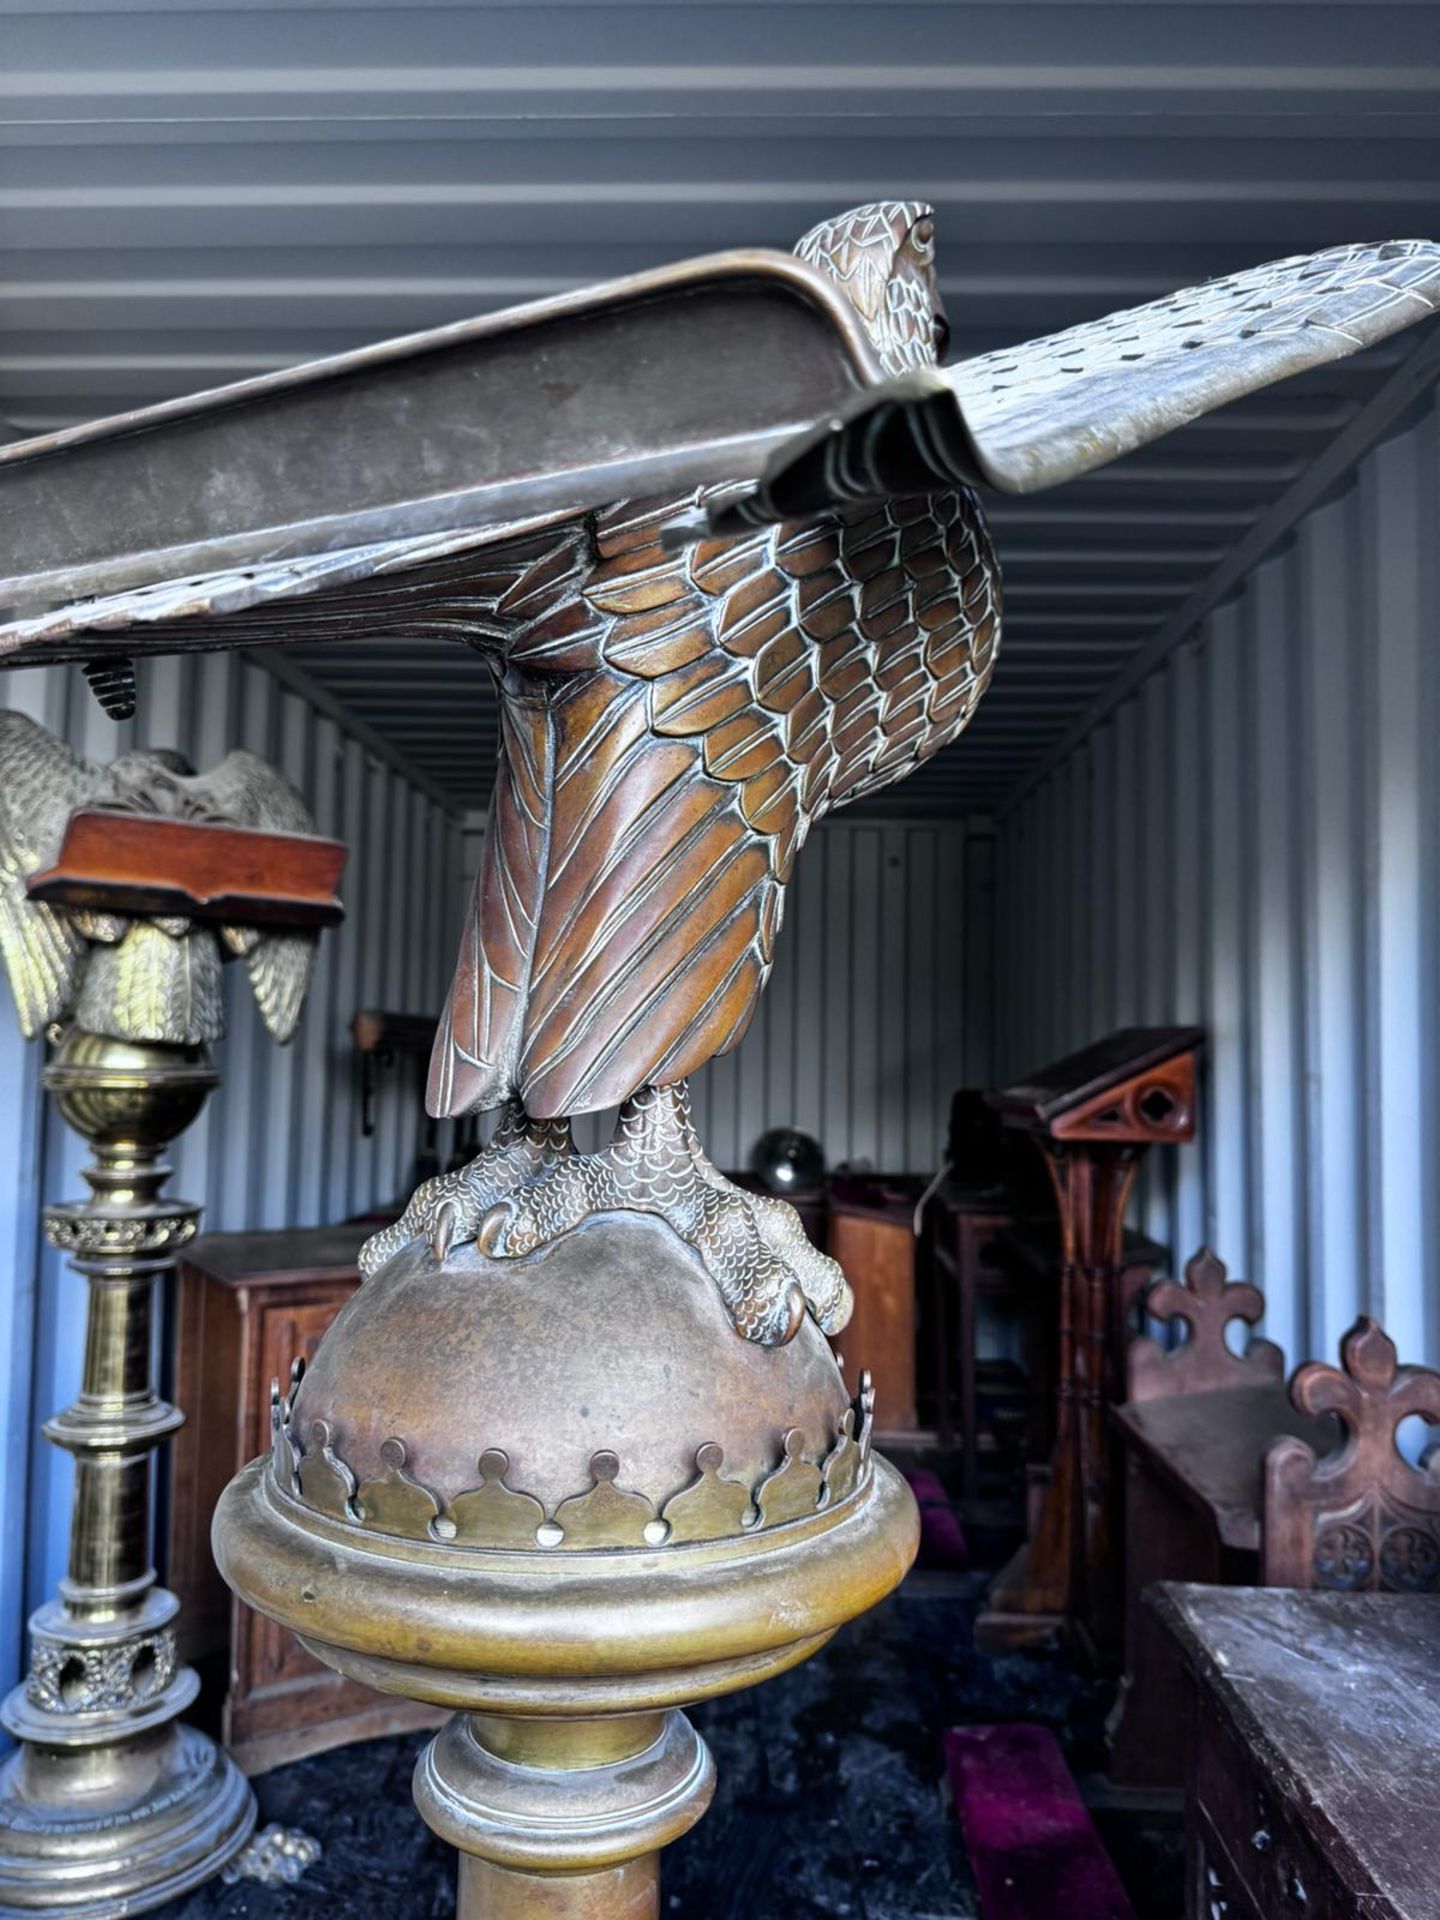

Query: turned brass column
424 1711 713 1920
0 1028 255 1916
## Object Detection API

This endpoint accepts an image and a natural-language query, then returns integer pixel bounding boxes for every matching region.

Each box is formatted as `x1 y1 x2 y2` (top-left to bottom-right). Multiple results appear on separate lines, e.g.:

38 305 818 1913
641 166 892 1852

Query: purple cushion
903 1467 968 1569
944 1724 1136 1920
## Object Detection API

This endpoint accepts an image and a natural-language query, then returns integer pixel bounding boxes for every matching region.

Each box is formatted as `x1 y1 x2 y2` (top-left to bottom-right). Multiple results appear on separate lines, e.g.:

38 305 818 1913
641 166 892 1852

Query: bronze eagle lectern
1 202 1438 1920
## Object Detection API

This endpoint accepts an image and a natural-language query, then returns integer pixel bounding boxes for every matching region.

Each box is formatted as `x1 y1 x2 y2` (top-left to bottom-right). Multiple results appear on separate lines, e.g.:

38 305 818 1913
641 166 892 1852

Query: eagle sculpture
1 202 1438 1343
0 711 321 1048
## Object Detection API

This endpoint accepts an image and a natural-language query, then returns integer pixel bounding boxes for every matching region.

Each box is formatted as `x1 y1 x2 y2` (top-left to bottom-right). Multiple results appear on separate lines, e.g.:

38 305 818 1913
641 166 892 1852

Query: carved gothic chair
1113 1263 1440 1791
1109 1249 1319 1789
1263 1317 1440 1593
1126 1247 1285 1403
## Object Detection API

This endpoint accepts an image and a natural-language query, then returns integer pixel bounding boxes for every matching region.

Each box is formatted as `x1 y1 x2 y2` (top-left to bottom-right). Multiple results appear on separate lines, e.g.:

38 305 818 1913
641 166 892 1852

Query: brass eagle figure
0 711 321 1047
2 201 1438 1343
365 201 993 1340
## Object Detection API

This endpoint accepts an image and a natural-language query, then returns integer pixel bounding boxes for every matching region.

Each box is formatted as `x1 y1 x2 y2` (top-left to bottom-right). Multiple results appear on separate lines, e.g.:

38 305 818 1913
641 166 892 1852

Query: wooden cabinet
1158 1585 1440 1920
168 1223 443 1773
828 1177 923 1434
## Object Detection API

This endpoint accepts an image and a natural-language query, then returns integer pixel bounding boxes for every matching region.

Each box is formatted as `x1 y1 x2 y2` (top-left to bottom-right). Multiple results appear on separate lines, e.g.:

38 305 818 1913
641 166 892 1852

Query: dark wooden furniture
1108 1251 1322 1790
352 1006 440 1140
828 1175 924 1433
977 1027 1204 1653
995 1220 1168 1468
1111 1282 1440 1793
1156 1582 1440 1920
169 1222 442 1773
920 1089 1052 1490
922 1179 1022 1491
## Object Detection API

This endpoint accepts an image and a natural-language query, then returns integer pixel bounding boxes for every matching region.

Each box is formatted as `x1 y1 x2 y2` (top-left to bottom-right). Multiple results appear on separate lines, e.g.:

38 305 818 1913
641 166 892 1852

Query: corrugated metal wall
996 395 1440 1378
0 654 466 1710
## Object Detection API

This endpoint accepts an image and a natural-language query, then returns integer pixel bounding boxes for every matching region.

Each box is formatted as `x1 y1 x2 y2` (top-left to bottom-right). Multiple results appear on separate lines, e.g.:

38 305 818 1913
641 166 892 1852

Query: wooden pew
1262 1316 1440 1587
1108 1250 1321 1791
1109 1259 1440 1794
1159 1322 1440 1911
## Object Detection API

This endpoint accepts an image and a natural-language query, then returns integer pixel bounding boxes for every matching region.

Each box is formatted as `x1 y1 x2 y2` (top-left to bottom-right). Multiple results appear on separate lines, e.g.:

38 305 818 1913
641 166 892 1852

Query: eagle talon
358 1101 575 1280
475 1202 513 1257
429 1199 459 1263
360 1082 850 1349
470 1082 850 1347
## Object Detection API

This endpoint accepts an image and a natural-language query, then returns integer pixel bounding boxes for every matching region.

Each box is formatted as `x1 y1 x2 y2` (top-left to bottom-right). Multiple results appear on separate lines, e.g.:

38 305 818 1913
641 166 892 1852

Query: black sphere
748 1127 825 1194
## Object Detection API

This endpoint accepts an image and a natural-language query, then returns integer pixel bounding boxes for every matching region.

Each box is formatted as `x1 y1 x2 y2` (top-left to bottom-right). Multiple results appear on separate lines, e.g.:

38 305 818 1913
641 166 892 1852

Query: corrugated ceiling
5 0 1439 815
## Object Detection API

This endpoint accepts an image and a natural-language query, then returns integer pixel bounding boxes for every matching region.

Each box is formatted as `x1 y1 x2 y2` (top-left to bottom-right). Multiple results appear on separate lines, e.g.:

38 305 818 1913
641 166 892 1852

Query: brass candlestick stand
0 719 344 1916
0 1031 254 1916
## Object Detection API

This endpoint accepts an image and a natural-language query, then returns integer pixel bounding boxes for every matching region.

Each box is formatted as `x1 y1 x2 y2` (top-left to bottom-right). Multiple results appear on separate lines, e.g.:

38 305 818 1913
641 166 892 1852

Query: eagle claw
361 1082 851 1349
358 1102 575 1281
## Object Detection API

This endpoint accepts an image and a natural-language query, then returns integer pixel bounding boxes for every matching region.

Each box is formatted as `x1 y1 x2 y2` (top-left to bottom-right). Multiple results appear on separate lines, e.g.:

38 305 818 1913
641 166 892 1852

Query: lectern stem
457 1854 659 1920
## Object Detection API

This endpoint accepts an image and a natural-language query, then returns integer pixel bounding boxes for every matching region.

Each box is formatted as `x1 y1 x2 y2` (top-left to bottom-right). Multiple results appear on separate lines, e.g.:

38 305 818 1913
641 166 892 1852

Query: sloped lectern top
990 1026 1205 1145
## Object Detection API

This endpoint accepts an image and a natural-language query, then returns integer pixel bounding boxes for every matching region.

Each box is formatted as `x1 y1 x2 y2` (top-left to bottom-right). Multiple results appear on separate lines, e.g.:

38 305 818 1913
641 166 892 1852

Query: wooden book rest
28 806 345 928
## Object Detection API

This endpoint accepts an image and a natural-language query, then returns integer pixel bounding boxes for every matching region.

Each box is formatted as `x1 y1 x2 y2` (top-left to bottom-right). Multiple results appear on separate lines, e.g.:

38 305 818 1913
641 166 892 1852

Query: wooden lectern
975 1027 1203 1656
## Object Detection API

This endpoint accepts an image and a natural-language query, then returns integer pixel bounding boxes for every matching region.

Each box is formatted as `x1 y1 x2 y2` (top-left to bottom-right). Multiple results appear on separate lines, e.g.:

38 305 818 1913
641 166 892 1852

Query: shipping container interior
2 4 1438 1914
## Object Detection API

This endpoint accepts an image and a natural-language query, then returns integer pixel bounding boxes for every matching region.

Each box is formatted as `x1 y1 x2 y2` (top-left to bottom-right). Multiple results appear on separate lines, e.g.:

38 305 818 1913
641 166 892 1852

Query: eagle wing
430 488 1000 1119
0 711 99 1036
714 240 1440 533
0 513 585 666
948 239 1440 494
13 518 585 1051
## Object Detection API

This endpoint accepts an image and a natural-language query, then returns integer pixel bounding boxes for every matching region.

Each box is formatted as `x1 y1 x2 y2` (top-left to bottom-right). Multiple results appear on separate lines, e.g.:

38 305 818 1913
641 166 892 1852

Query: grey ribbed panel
995 394 1440 1380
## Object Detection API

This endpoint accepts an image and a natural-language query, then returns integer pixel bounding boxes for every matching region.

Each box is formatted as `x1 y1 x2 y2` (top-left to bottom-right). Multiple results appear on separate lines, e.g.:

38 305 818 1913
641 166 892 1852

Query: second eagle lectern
1 201 1437 1916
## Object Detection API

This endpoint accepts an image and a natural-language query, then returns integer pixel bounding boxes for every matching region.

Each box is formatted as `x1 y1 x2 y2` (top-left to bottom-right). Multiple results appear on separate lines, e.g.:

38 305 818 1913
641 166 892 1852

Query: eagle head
793 199 949 376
